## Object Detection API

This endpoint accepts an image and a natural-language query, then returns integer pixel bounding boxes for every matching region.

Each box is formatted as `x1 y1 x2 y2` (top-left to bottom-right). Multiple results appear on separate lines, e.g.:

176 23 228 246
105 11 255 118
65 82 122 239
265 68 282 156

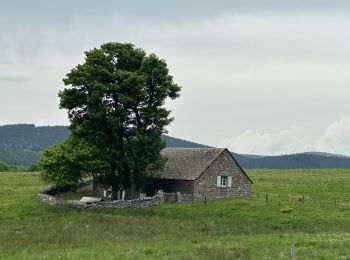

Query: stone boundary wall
38 185 166 209
38 182 193 209
89 192 164 209
38 179 93 207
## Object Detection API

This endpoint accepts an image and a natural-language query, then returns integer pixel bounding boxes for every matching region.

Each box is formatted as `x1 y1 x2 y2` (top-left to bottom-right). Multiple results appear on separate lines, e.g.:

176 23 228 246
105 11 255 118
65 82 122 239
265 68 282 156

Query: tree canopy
38 136 109 189
40 42 181 198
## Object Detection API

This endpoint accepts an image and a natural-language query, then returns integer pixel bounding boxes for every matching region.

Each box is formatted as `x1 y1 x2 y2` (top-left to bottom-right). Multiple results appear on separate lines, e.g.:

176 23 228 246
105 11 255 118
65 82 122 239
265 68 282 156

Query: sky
1 0 350 155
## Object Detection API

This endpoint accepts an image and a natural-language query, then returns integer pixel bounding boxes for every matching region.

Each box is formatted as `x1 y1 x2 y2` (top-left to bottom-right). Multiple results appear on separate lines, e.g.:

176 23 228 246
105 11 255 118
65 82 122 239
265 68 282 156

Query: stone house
145 148 252 201
94 148 252 202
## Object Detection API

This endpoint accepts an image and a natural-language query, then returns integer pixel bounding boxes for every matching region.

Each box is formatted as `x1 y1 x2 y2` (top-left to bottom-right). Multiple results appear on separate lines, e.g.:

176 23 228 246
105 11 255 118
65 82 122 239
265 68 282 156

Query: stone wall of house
177 193 193 203
163 192 177 203
162 192 193 203
193 149 252 201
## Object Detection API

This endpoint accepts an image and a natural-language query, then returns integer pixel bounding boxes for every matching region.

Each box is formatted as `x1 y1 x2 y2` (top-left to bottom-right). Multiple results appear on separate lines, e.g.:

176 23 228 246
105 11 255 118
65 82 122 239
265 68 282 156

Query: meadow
1 170 350 259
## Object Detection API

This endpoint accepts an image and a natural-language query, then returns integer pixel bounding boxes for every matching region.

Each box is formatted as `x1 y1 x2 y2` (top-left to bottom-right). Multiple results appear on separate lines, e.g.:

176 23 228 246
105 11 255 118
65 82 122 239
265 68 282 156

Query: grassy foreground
1 170 350 259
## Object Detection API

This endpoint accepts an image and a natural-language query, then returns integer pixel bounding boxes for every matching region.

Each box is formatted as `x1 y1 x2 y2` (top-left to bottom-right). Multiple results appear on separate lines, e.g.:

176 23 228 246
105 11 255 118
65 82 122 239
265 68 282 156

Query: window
217 175 232 188
220 176 228 186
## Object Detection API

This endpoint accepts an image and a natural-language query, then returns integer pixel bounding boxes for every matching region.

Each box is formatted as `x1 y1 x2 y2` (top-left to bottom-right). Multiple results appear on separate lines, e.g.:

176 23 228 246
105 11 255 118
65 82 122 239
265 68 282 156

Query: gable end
195 148 253 183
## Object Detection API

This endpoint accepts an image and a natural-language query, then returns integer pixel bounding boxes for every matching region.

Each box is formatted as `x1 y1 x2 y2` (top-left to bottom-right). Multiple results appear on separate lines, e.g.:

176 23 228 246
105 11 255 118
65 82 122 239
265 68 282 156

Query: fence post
204 195 207 205
290 243 295 260
265 193 268 205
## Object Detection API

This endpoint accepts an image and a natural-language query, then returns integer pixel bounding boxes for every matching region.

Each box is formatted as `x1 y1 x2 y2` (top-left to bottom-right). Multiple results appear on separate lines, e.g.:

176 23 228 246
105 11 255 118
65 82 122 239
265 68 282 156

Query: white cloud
222 116 350 156
315 116 350 155
222 127 312 155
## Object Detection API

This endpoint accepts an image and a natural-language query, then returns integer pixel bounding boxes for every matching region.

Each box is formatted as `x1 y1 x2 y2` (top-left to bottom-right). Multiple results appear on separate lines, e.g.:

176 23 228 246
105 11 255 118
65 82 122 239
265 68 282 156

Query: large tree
58 42 181 199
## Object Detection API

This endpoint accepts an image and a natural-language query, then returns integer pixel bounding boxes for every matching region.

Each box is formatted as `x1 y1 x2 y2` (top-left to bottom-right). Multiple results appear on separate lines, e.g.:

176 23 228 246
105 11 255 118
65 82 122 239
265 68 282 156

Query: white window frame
217 175 232 188
221 176 228 186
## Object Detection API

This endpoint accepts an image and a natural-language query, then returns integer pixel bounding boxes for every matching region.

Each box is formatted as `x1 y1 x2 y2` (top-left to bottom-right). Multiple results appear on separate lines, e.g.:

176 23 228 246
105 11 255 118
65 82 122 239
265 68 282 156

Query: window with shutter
228 176 232 187
217 176 229 187
217 176 221 187
220 176 227 186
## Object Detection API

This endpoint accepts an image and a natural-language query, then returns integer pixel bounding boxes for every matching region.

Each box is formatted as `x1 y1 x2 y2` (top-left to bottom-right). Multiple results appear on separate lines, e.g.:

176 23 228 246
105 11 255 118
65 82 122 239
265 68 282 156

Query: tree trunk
71 185 77 192
125 184 139 200
111 184 118 201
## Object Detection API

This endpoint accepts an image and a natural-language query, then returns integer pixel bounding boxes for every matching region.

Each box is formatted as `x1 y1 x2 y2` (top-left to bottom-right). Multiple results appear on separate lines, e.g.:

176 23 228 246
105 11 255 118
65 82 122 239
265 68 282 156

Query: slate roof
159 148 226 180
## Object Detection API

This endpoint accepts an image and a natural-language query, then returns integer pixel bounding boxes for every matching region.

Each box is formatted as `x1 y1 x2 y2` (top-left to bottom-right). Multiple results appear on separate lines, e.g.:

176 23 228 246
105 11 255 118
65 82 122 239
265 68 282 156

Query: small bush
0 161 18 172
280 207 294 213
144 249 153 255
297 197 304 202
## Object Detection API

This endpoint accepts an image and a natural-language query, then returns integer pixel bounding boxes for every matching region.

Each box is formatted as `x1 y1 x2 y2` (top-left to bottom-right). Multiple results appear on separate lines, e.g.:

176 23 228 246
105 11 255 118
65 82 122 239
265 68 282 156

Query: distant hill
0 124 70 166
302 151 350 158
1 124 350 169
162 135 210 148
0 124 209 166
233 152 350 169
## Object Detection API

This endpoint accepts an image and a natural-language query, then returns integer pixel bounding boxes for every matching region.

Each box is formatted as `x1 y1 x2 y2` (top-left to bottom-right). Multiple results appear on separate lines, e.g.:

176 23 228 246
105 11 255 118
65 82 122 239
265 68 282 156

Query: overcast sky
1 0 350 155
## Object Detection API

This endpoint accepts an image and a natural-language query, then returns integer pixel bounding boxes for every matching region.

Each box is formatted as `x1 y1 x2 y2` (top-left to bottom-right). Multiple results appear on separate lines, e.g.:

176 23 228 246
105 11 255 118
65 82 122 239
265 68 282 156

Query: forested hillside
1 124 350 169
162 135 210 148
233 153 350 169
0 124 70 166
0 125 208 166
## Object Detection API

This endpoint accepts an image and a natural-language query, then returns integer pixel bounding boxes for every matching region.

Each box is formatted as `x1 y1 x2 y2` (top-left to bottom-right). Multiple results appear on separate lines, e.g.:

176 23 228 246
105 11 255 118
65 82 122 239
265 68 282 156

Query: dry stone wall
38 185 166 209
90 194 164 209
38 183 195 209
37 192 64 207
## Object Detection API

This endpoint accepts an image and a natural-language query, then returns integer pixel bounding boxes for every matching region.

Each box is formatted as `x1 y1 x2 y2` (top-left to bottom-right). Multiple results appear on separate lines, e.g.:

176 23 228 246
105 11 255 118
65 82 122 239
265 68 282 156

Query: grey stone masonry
193 149 252 201
155 148 252 202
37 193 64 207
38 184 195 209
90 192 164 209
162 192 193 203
38 185 165 209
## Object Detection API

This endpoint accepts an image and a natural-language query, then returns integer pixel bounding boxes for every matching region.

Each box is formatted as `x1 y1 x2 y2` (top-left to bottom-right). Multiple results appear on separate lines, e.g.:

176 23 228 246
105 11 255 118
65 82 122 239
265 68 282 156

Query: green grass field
1 170 350 259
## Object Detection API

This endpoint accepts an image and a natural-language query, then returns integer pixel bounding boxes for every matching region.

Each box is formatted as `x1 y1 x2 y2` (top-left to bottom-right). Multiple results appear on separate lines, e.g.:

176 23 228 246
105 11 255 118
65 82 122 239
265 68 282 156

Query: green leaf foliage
0 161 11 172
57 42 181 193
38 136 109 188
0 161 19 172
